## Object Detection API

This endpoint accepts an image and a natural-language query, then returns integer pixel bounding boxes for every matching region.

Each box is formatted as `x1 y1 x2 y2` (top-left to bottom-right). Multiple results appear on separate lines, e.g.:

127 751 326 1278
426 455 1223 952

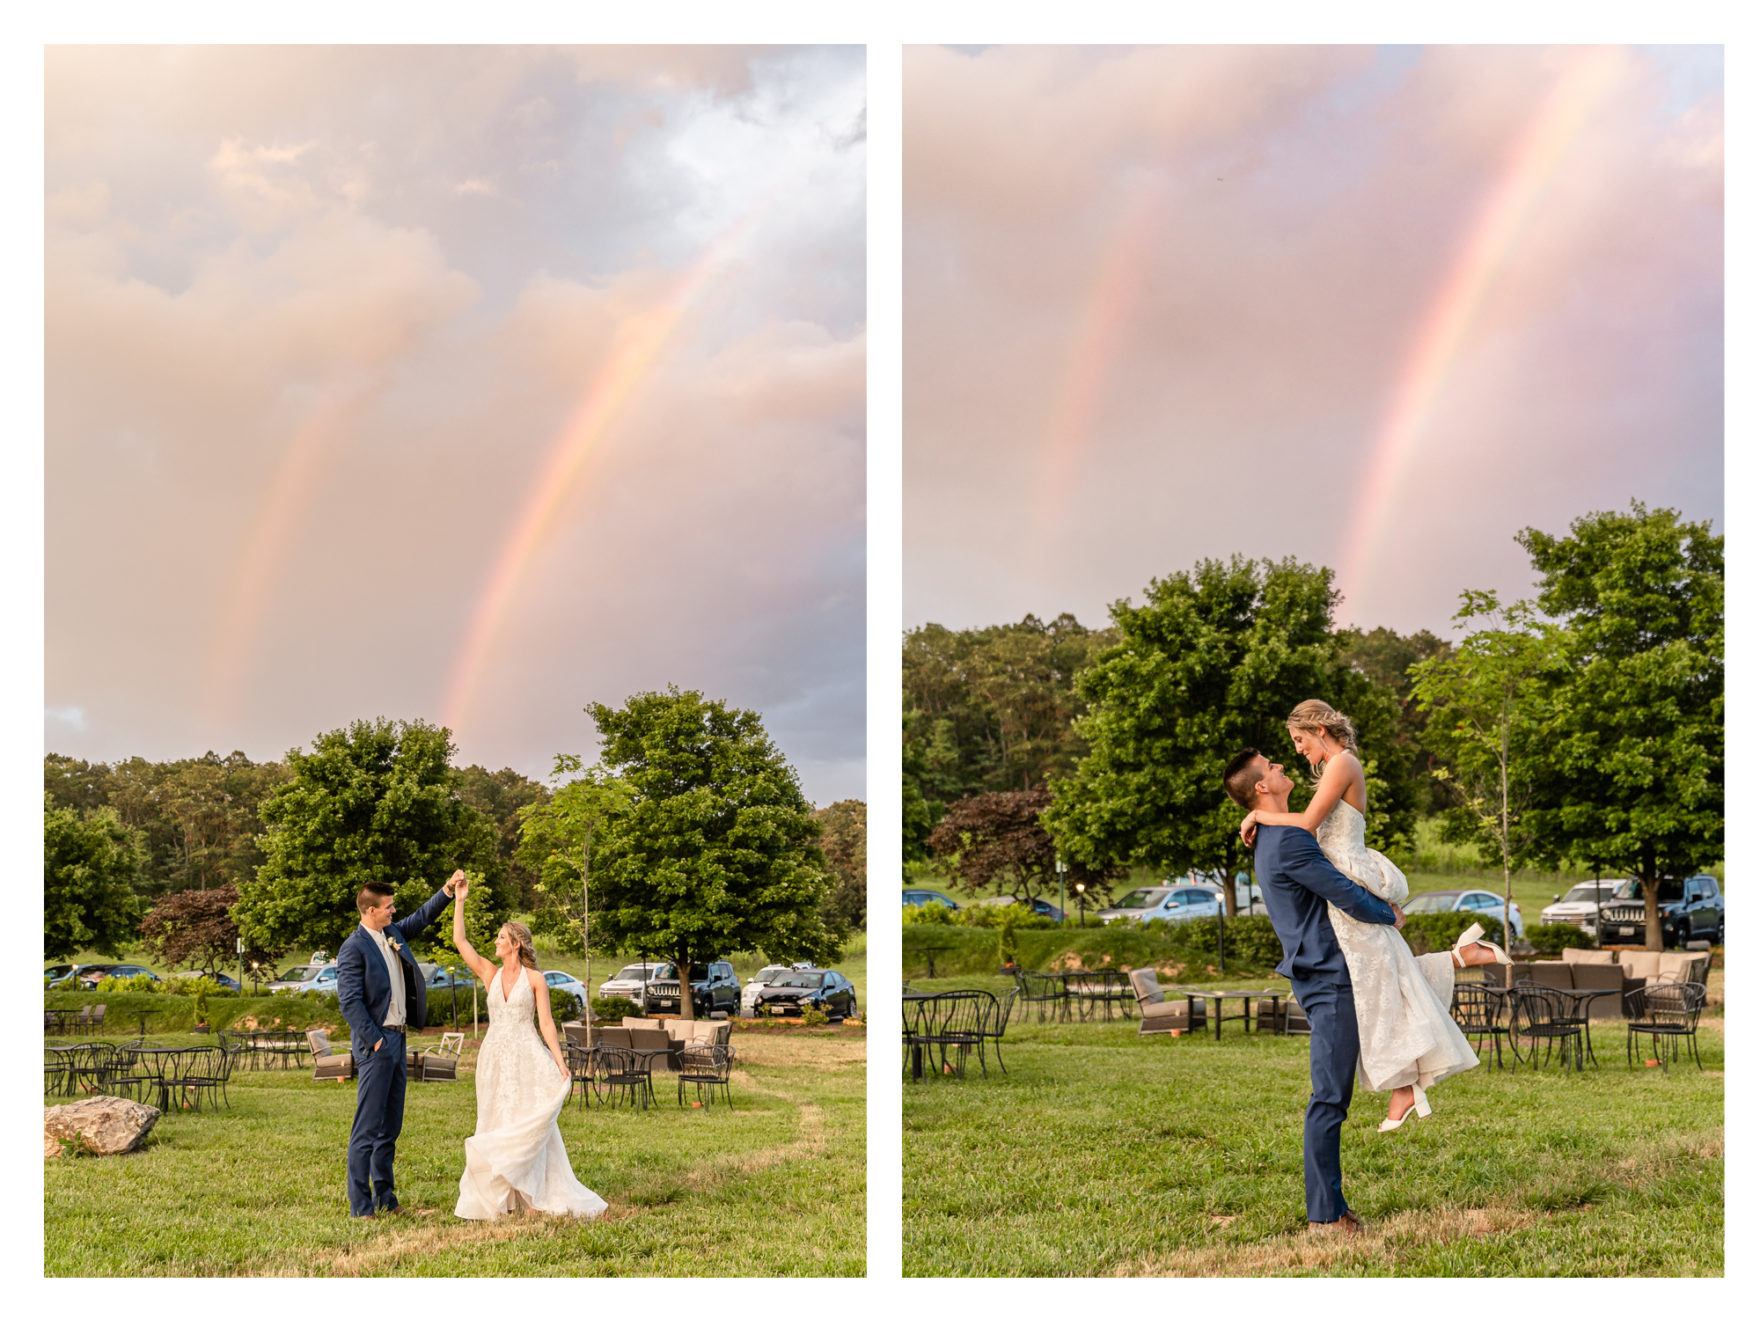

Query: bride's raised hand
450 869 469 899
1239 811 1259 847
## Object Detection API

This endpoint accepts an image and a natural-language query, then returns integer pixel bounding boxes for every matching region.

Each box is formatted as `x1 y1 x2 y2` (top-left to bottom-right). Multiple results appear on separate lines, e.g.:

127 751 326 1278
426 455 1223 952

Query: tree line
45 691 865 1012
908 503 1723 950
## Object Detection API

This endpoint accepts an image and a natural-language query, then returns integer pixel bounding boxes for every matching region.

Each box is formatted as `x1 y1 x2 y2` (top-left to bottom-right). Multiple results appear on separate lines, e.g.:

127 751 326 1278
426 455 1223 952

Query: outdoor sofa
1485 947 1710 1019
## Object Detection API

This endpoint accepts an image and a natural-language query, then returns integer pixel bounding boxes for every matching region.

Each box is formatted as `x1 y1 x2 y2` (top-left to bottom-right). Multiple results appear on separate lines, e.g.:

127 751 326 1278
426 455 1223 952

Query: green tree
586 688 839 1019
814 799 867 934
233 719 503 959
1410 592 1567 953
454 763 550 908
1516 503 1724 950
902 711 935 860
516 756 636 991
44 794 141 960
1043 556 1407 914
137 882 259 976
1337 625 1455 814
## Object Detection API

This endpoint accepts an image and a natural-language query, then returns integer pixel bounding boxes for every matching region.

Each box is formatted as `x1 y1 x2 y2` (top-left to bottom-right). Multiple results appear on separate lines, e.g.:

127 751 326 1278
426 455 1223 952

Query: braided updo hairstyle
1286 698 1359 757
499 920 539 970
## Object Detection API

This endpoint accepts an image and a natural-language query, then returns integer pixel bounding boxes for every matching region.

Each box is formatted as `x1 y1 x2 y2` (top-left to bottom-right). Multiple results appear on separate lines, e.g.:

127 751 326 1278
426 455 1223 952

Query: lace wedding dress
454 969 607 1220
1316 800 1481 1093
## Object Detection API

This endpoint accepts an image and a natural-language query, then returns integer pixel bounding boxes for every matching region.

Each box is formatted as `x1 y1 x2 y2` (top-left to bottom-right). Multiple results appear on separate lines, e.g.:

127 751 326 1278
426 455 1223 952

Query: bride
1239 699 1506 1130
449 875 607 1219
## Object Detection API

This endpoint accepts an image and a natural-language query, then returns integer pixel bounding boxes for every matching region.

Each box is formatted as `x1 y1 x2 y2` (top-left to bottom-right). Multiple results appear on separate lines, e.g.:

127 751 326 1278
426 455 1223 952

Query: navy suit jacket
1252 824 1399 989
335 885 452 1056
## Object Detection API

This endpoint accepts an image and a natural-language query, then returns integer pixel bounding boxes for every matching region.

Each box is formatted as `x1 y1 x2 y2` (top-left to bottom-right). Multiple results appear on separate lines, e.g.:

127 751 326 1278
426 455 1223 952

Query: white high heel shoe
1379 1084 1431 1133
1452 921 1512 967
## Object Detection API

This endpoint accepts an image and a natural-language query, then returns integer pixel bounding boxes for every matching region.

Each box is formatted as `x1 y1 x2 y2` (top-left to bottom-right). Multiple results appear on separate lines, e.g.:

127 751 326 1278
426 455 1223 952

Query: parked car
741 962 815 1013
541 970 588 1011
976 895 1067 922
1597 874 1723 948
641 959 741 1017
1172 870 1268 914
1099 885 1224 925
58 963 161 989
1541 879 1625 932
265 963 333 994
1402 889 1525 940
44 964 80 987
598 961 672 1008
903 888 960 910
753 968 858 1020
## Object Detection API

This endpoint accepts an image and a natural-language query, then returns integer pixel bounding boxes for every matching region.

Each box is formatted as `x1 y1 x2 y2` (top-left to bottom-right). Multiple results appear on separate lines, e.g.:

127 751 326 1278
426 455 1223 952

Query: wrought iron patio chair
99 1042 153 1103
1450 983 1509 1069
914 991 989 1079
975 986 1019 1076
1508 984 1585 1072
677 1041 736 1108
181 1044 236 1111
1626 982 1706 1073
44 1046 75 1097
564 1040 597 1109
591 1046 650 1111
1014 969 1067 1024
1067 968 1134 1022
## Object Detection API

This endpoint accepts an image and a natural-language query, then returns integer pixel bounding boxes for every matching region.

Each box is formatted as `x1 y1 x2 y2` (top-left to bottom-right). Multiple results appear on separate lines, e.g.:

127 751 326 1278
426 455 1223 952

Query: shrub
1399 912 1504 957
957 905 1058 930
800 1004 829 1028
903 903 954 925
1526 923 1595 956
548 988 581 1023
94 974 162 994
998 912 1020 968
590 995 638 1023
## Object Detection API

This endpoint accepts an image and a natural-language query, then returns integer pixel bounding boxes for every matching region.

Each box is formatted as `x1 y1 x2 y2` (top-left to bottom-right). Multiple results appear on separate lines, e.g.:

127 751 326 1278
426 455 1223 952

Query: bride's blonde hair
1286 699 1359 757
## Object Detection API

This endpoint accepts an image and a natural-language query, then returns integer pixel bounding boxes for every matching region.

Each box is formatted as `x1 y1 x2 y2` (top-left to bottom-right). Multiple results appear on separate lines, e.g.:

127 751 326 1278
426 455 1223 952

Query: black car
754 968 857 1020
1598 874 1723 947
641 959 741 1017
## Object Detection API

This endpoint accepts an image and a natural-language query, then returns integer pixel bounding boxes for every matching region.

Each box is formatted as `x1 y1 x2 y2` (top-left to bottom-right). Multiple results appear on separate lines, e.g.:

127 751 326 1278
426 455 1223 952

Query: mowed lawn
902 973 1723 1277
46 1026 865 1276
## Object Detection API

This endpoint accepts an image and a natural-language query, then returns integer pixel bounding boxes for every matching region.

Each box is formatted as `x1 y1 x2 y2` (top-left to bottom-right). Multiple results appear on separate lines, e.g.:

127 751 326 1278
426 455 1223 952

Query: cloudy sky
46 46 866 803
904 45 1722 637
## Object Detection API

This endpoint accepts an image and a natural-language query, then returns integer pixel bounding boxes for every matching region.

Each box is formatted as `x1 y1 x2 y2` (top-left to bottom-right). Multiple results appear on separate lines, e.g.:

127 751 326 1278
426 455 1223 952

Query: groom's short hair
1223 747 1264 809
356 882 395 915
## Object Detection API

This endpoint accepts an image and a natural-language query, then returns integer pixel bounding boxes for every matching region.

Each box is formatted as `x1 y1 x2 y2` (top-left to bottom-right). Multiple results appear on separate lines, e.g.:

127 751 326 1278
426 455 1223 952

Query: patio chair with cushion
677 1041 736 1108
419 1032 465 1081
1128 968 1206 1036
1255 994 1310 1035
306 1028 356 1082
75 1005 93 1036
1625 982 1706 1072
90 1003 106 1035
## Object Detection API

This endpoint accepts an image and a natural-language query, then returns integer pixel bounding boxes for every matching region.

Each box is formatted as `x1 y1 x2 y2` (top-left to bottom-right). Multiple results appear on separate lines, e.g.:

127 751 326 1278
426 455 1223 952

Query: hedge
1524 923 1596 956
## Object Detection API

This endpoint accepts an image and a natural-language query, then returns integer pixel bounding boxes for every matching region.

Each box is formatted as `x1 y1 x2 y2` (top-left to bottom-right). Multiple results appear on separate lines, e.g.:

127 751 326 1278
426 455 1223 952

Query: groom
335 871 462 1217
1223 749 1404 1234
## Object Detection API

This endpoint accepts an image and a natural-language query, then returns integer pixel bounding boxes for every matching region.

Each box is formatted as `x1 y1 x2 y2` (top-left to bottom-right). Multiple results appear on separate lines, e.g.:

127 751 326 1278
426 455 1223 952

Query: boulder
44 1096 160 1158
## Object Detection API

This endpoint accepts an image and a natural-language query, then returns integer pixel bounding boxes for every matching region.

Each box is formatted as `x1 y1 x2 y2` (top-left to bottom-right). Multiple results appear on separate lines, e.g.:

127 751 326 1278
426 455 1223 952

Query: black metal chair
1508 985 1585 1072
44 1047 75 1097
677 1042 736 1108
564 1041 597 1109
591 1046 651 1111
181 1044 236 1111
976 986 1019 1076
1014 970 1066 1024
99 1042 153 1103
1451 983 1509 1069
914 991 989 1079
1626 983 1706 1072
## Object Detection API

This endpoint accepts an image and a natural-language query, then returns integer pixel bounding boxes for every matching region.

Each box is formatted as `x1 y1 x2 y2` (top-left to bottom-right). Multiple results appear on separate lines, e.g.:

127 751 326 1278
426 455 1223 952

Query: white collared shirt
361 922 407 1029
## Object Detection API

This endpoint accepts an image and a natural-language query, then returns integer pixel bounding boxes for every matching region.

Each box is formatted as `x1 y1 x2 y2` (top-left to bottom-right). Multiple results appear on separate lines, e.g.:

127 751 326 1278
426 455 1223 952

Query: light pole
1076 882 1087 929
1056 858 1068 925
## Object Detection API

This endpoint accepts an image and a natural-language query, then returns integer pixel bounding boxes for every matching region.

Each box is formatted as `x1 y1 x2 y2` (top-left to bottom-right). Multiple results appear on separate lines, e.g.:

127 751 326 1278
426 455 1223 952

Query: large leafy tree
454 763 550 908
1043 555 1408 914
233 719 504 959
929 787 1117 907
1516 503 1723 950
1338 625 1455 814
44 795 141 960
137 882 274 975
814 799 868 935
586 688 839 1018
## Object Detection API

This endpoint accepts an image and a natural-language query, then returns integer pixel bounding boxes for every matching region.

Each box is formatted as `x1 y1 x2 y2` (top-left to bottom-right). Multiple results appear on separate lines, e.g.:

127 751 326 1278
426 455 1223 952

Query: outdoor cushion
1654 952 1705 984
1619 951 1662 980
622 1018 662 1030
1562 946 1618 965
661 1020 695 1043
1128 968 1165 1006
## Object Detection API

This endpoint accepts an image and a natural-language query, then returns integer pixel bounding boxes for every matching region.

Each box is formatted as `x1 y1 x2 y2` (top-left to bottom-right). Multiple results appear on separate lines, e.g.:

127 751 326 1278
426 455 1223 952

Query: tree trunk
678 957 695 1021
1644 875 1664 952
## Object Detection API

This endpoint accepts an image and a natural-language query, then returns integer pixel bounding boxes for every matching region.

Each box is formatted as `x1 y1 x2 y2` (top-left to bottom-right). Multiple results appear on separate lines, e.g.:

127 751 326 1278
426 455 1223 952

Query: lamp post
1076 882 1087 929
249 961 261 996
1056 858 1068 925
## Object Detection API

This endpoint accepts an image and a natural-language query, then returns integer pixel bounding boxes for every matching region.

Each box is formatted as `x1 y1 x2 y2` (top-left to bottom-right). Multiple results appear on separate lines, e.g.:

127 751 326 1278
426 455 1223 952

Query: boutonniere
387 936 403 954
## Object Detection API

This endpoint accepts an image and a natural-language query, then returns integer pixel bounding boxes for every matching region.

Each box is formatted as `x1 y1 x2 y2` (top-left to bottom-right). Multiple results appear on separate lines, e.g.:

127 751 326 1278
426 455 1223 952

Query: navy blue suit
335 885 451 1216
1252 824 1399 1223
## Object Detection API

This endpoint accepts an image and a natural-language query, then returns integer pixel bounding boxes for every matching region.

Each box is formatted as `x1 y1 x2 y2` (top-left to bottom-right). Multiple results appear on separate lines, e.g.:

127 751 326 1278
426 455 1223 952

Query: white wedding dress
454 969 607 1220
1315 800 1481 1093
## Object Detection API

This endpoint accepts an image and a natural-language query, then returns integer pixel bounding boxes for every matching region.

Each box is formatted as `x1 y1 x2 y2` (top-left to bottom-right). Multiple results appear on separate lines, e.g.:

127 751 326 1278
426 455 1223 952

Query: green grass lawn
46 1025 864 1276
902 972 1723 1277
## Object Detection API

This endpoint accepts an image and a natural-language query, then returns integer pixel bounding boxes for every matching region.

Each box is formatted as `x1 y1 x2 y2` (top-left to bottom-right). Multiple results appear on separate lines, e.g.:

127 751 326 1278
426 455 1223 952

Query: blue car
903 888 960 909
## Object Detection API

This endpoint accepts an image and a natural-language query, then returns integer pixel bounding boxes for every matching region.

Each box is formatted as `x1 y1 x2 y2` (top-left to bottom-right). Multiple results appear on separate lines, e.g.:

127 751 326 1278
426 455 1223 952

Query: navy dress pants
1294 981 1359 1223
348 1029 407 1217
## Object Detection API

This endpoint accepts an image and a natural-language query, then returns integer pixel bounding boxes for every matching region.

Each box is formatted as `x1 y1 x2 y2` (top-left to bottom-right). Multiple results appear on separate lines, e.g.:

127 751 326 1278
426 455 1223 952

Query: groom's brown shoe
1308 1210 1363 1236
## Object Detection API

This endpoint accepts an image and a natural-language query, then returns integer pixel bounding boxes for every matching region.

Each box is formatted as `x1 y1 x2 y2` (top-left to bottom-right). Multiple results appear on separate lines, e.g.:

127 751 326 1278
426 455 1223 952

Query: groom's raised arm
1278 828 1400 927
